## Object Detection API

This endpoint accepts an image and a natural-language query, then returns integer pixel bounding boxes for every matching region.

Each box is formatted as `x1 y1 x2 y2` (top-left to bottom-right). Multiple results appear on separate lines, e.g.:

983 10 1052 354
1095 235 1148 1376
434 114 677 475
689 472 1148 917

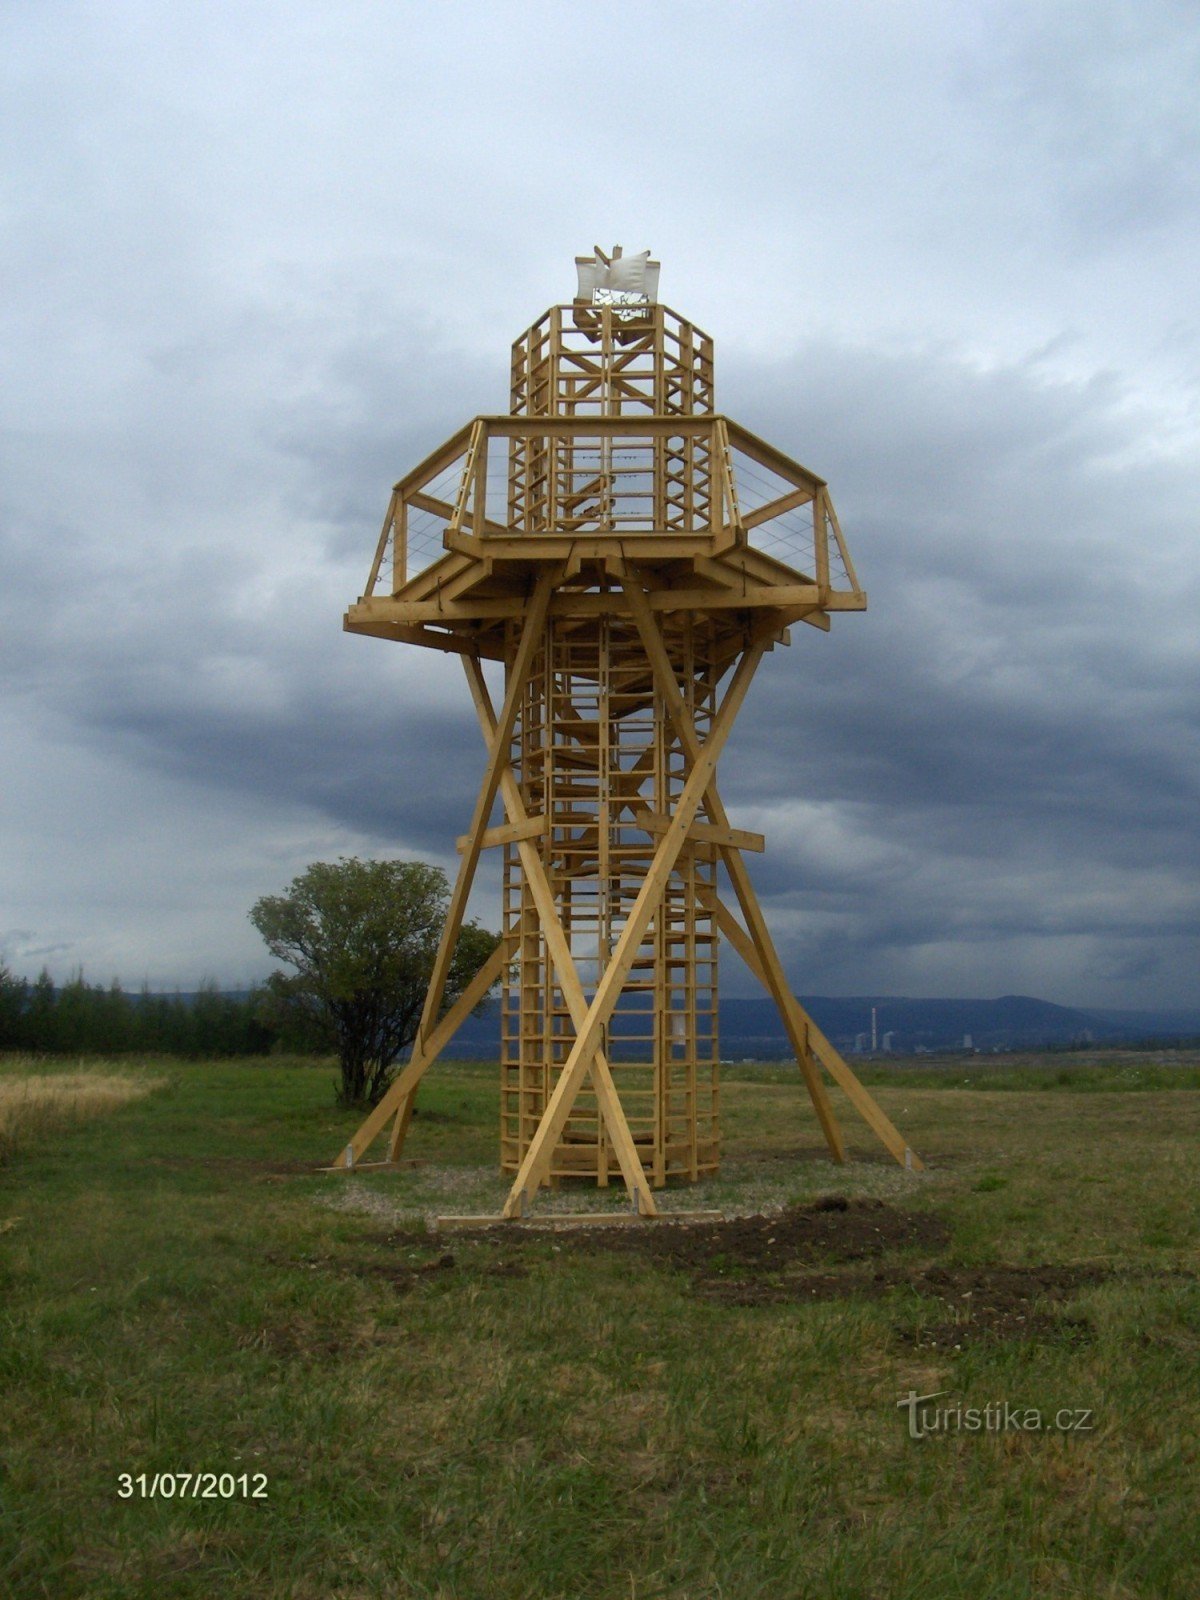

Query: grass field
1 1052 1197 1599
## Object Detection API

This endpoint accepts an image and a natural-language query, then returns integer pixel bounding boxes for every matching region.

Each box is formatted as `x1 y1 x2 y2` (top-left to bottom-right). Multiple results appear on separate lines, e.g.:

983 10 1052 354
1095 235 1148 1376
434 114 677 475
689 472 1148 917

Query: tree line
2 858 502 1104
0 967 321 1058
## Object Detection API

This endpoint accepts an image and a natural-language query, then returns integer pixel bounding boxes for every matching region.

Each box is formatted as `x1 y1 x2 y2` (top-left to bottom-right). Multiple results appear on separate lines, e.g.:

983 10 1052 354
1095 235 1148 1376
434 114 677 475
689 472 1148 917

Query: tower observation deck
332 249 921 1218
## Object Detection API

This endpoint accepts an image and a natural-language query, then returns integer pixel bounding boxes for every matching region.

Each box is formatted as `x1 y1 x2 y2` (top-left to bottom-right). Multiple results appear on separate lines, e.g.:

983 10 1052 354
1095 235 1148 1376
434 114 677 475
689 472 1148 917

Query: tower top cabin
346 247 865 661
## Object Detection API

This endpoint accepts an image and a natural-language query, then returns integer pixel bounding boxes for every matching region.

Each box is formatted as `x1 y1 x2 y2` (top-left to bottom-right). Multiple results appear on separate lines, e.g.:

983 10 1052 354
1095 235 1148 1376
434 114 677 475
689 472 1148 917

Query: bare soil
339 1196 1192 1351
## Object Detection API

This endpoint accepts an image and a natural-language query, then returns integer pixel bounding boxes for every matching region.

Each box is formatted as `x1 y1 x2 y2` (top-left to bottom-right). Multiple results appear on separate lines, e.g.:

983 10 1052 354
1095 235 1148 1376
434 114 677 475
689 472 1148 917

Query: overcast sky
2 0 1197 1009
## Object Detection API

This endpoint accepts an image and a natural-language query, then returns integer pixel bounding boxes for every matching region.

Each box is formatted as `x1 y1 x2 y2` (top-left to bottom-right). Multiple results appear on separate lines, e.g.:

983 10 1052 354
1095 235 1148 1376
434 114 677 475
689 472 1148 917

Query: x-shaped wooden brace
330 569 556 1171
460 657 659 1214
500 594 770 1217
332 569 667 1209
622 573 923 1173
332 564 921 1189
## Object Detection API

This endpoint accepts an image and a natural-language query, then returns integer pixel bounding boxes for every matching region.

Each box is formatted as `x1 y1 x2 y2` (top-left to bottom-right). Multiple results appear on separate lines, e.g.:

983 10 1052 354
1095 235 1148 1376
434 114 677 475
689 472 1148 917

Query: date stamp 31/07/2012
117 1471 268 1500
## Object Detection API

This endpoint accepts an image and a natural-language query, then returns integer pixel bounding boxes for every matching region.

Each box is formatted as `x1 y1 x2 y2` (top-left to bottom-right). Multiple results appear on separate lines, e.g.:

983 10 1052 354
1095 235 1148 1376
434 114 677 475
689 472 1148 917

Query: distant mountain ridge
157 987 1200 1057
438 992 1200 1058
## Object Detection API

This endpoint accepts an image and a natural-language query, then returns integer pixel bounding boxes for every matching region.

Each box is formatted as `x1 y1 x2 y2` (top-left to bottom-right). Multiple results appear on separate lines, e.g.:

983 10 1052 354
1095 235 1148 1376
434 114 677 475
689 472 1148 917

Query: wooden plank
393 495 407 593
814 487 830 595
706 892 922 1172
362 585 822 625
435 1210 724 1231
826 494 864 596
477 413 716 440
623 575 847 1164
695 546 814 589
439 558 496 604
646 584 820 612
456 815 547 854
364 490 398 598
448 420 484 535
393 423 473 496
326 932 516 1169
634 808 764 853
376 550 475 604
501 613 766 1217
726 420 825 491
741 485 814 529
463 659 659 1217
386 1090 415 1163
446 533 717 562
472 427 488 539
408 490 509 540
342 616 504 660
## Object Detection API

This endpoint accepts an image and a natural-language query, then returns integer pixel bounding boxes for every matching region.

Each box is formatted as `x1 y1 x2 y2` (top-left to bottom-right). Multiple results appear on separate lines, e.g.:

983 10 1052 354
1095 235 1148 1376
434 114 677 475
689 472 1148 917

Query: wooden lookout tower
332 248 922 1217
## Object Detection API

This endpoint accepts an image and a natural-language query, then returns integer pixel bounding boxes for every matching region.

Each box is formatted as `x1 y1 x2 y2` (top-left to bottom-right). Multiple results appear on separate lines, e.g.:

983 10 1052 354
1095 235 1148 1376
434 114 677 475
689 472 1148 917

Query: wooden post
463 657 658 1215
502 621 765 1216
623 575 848 1163
331 572 553 1168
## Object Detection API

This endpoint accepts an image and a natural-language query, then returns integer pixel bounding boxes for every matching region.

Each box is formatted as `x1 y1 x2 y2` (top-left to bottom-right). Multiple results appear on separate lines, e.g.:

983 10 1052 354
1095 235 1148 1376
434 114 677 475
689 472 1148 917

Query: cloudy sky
2 0 1197 1008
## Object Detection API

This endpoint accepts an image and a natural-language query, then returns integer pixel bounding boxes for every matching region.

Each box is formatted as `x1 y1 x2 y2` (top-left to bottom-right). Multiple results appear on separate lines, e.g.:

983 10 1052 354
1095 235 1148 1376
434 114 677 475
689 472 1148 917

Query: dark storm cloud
21 323 1191 1005
1 0 1197 1000
708 338 1200 1001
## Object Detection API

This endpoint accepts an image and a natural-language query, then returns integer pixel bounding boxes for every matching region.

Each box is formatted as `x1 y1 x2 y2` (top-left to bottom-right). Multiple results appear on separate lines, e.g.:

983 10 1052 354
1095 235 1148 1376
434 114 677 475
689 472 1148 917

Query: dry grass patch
0 1070 164 1160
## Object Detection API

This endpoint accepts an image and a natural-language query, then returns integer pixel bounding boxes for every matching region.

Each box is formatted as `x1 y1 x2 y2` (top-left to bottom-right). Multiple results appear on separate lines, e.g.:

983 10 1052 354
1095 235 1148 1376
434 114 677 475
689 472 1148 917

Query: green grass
1 1053 1198 1598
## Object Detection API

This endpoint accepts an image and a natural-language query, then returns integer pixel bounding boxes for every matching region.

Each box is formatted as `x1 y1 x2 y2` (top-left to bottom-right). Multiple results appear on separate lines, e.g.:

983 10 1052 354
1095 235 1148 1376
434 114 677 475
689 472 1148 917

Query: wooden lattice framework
332 256 923 1217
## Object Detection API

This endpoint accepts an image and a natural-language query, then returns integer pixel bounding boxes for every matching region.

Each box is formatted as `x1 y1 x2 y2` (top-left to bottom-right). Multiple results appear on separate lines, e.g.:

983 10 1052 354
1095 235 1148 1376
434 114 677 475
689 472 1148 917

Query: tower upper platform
346 260 864 663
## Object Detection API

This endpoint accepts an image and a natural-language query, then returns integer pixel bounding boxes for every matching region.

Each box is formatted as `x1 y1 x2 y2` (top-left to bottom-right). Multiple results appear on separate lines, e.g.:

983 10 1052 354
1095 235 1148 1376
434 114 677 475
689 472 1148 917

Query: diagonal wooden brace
623 575 849 1162
625 573 921 1171
502 613 767 1217
328 571 555 1169
708 892 923 1172
462 657 658 1216
330 933 516 1169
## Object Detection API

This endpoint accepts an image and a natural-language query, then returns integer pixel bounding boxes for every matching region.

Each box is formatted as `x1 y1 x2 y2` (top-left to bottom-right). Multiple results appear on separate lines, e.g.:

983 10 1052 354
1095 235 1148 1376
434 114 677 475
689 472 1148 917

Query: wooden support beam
327 931 515 1169
826 492 864 597
707 892 922 1173
463 659 658 1216
741 485 815 529
814 486 830 595
405 491 510 541
360 584 822 627
726 420 825 492
393 422 473 498
445 532 716 563
623 574 847 1164
501 609 766 1217
477 413 718 440
342 615 504 660
435 1210 724 1232
365 490 399 598
634 807 764 854
456 815 547 854
331 572 555 1168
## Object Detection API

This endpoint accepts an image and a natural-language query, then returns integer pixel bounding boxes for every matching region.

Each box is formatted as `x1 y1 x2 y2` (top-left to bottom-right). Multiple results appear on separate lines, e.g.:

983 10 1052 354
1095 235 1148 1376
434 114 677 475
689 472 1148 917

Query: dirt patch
893 1263 1106 1350
572 1195 949 1270
691 1256 1110 1347
363 1196 945 1270
339 1199 1191 1351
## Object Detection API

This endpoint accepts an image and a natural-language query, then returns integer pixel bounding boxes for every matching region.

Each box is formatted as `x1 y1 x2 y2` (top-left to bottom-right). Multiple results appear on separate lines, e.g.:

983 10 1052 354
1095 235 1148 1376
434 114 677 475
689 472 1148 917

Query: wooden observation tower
332 248 922 1217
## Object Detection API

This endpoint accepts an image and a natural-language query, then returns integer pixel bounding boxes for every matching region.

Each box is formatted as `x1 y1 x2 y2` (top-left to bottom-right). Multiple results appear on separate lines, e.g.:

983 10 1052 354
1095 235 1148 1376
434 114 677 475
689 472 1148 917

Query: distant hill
439 992 1200 1058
